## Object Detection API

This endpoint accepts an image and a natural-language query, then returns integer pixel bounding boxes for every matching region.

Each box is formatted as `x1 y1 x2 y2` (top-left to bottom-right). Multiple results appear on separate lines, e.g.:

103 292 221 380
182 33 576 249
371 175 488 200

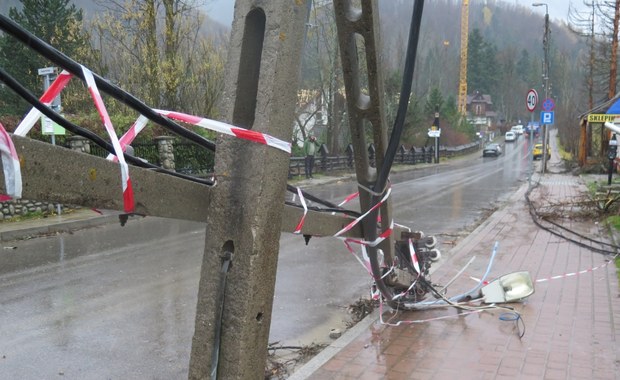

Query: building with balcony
466 90 497 140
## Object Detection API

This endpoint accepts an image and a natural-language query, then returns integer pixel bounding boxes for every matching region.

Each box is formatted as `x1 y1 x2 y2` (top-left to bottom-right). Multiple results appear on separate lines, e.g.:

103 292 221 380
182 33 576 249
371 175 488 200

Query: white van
510 125 524 135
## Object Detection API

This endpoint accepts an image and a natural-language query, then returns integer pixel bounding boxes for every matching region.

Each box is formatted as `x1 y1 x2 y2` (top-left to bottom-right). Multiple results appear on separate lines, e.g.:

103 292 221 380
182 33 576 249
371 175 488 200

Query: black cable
0 67 214 186
374 0 424 193
525 182 619 256
0 13 216 152
283 201 361 218
367 0 425 307
541 214 620 249
286 184 342 209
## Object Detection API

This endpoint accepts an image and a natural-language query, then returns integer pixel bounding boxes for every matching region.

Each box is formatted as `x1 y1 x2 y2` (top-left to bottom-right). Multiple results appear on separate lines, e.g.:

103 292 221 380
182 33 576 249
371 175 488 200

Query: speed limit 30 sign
526 89 538 112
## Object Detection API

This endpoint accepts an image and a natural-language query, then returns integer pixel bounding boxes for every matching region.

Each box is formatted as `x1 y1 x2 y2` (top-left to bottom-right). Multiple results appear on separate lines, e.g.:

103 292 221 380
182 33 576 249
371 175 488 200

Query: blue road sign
541 111 554 125
542 98 555 112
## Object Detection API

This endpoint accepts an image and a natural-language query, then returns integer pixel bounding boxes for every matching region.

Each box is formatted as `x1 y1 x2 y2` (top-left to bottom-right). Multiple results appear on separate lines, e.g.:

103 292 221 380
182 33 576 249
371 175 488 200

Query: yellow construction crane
458 0 469 114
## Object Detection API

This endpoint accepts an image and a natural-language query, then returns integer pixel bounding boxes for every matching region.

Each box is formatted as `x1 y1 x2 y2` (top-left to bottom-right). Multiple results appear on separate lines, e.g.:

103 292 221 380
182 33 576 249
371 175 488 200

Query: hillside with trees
0 0 613 161
377 0 586 151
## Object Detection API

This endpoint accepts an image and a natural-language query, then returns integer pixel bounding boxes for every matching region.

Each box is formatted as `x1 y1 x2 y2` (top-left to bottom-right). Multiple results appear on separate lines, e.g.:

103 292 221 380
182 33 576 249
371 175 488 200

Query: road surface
0 137 532 378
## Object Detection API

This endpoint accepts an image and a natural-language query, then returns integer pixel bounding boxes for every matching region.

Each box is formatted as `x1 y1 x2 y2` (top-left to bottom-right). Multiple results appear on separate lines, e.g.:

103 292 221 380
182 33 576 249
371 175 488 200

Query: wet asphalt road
0 137 532 378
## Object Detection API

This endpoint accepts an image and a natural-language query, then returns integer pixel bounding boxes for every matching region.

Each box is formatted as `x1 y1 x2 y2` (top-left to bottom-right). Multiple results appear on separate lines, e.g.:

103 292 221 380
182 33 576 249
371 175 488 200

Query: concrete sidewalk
291 171 620 379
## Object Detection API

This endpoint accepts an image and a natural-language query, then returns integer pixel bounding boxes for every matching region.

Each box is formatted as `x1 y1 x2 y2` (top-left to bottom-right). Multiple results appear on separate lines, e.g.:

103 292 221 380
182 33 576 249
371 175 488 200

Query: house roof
466 91 493 105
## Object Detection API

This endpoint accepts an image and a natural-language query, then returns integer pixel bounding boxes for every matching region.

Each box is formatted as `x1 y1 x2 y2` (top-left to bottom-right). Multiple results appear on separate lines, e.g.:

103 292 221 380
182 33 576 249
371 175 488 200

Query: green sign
41 116 66 135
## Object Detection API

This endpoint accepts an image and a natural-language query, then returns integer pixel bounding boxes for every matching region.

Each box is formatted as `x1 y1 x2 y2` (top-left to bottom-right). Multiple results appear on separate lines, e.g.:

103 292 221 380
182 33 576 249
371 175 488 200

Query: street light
532 2 550 174
532 2 548 14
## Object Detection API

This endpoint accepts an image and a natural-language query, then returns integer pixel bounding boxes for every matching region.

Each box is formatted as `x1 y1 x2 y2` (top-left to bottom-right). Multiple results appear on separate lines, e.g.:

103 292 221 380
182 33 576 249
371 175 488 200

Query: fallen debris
264 342 327 379
346 297 378 327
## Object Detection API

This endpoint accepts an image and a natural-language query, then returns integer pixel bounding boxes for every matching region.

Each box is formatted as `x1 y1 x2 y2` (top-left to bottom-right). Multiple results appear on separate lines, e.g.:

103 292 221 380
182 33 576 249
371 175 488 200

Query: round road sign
526 89 538 112
542 98 555 111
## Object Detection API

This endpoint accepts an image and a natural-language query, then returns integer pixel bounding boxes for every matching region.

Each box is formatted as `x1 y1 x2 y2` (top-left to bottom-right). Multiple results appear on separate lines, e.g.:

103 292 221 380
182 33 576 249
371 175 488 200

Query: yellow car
533 143 550 160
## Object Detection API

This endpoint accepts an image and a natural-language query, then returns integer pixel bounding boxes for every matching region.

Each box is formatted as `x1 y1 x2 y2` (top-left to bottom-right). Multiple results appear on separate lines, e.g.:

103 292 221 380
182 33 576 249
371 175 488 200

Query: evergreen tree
0 0 92 116
467 28 486 93
424 87 444 117
516 49 531 82
466 28 500 95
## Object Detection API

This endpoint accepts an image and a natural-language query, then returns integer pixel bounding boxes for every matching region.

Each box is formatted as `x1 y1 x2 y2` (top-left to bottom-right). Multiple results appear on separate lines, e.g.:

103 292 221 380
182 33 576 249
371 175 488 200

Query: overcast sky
522 0 585 22
206 1 586 28
204 0 234 26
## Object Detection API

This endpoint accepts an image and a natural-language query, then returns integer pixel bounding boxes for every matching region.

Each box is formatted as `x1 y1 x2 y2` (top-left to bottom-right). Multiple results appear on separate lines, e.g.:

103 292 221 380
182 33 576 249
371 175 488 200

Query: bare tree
90 0 225 116
298 1 348 154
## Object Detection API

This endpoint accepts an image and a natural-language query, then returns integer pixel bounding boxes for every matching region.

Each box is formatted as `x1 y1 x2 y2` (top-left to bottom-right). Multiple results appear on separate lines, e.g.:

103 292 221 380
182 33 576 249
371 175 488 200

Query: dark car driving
483 143 502 157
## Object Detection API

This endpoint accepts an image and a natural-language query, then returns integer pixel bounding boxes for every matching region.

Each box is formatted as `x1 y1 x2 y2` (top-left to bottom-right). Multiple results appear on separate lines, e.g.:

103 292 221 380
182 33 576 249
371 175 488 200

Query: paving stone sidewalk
293 171 620 379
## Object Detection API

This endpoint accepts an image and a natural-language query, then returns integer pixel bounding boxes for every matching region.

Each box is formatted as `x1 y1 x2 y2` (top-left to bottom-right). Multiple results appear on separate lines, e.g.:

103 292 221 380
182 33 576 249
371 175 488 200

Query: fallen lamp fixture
480 271 535 303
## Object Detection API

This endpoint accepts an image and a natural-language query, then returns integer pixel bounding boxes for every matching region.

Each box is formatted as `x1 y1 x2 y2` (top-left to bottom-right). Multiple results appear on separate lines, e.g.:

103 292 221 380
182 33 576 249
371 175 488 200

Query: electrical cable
0 67 214 186
283 200 361 218
285 184 341 210
366 0 426 308
499 312 525 339
374 0 425 193
0 13 216 152
540 213 620 249
525 181 620 256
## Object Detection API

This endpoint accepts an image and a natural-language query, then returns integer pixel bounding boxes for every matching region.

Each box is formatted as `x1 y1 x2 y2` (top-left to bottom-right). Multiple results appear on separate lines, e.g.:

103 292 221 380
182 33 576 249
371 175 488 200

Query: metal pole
434 106 440 163
529 113 534 187
541 8 549 174
39 68 62 216
608 134 618 185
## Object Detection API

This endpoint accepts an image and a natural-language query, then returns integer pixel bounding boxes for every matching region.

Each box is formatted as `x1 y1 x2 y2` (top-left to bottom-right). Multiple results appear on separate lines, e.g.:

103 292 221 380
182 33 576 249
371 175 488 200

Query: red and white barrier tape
0 123 21 200
293 187 308 234
343 239 373 274
467 255 617 286
408 238 421 275
334 187 392 237
82 66 134 213
342 219 394 247
342 240 394 281
154 109 291 154
338 191 359 207
107 115 149 161
534 258 615 283
14 70 73 137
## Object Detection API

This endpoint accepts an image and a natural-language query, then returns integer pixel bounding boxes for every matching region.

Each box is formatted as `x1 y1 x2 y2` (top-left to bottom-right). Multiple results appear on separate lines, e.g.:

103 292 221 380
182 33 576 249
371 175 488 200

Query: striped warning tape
14 70 73 137
293 187 308 234
534 258 615 283
106 115 149 162
154 109 291 154
0 122 21 200
82 66 134 213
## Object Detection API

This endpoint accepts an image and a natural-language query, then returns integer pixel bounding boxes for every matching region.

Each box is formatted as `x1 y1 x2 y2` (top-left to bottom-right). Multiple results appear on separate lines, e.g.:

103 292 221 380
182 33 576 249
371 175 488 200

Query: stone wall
0 199 59 220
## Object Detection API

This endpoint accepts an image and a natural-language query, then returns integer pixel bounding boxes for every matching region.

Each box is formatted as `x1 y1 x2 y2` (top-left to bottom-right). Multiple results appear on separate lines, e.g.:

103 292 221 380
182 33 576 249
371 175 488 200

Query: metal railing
83 139 480 179
288 141 481 178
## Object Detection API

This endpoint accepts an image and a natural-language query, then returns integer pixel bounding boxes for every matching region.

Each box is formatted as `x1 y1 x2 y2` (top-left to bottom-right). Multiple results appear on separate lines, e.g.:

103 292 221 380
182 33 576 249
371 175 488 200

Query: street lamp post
608 134 618 185
533 2 550 174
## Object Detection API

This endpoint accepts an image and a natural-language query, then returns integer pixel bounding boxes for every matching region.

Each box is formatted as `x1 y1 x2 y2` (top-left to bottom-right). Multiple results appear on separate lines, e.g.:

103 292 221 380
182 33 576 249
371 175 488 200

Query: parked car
532 143 550 160
483 143 502 157
505 131 516 142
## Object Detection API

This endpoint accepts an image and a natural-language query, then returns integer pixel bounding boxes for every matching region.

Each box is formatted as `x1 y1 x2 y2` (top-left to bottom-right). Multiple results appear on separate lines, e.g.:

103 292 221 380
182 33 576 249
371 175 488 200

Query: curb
0 212 121 242
287 309 380 380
